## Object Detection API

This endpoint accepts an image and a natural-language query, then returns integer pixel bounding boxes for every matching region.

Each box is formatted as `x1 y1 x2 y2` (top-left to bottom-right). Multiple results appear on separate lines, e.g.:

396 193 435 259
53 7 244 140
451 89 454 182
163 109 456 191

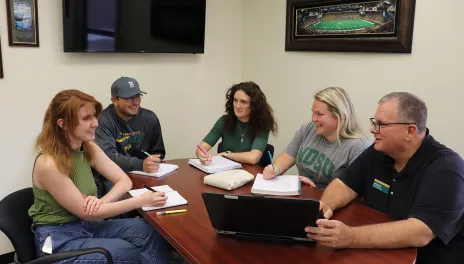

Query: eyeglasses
119 94 143 102
370 118 416 132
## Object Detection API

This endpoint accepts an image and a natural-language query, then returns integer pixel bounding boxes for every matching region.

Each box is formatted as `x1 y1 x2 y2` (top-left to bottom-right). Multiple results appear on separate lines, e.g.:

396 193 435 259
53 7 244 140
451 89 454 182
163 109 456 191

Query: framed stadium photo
285 0 416 53
6 0 40 47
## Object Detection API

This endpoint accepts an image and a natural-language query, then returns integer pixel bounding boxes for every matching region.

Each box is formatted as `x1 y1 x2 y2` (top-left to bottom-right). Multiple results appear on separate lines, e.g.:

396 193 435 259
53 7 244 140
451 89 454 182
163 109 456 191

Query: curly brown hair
224 82 278 139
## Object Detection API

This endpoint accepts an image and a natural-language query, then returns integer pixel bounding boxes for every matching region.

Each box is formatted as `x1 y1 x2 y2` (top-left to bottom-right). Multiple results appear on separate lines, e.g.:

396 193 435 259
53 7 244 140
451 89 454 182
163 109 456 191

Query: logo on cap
128 81 135 88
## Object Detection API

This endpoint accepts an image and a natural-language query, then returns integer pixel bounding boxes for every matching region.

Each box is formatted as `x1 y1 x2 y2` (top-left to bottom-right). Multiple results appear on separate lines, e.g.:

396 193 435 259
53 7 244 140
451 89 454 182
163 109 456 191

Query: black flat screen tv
62 0 206 53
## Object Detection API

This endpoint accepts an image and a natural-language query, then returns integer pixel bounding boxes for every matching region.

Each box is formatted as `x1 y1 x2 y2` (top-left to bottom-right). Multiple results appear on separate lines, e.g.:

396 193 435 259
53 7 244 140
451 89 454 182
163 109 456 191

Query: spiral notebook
128 185 188 211
129 163 179 178
188 156 242 174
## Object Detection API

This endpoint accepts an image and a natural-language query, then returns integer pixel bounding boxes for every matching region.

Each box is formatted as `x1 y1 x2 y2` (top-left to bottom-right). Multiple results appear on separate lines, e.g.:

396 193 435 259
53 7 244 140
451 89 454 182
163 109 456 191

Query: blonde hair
314 87 364 143
36 90 102 175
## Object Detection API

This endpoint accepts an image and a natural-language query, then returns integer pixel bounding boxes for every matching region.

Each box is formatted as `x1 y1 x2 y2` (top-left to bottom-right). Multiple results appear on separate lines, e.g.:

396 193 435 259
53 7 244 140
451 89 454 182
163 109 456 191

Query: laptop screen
202 192 321 240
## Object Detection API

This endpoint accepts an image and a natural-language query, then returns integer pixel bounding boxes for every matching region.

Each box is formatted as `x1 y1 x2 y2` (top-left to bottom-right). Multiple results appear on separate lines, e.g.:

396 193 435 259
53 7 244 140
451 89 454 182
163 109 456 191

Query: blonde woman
263 87 370 189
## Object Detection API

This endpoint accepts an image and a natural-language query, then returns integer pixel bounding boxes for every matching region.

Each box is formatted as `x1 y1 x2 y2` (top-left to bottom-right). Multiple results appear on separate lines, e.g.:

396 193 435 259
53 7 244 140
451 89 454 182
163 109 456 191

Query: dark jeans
33 218 171 264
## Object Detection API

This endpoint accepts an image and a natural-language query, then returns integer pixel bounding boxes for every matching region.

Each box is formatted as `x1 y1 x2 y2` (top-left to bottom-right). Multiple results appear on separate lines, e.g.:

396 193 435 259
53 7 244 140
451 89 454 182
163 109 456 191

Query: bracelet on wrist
276 165 281 176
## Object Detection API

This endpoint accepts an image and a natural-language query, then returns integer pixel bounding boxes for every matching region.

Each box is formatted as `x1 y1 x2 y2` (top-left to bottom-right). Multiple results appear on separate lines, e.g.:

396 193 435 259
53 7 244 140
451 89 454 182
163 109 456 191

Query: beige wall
0 0 242 254
242 0 464 173
1 0 463 255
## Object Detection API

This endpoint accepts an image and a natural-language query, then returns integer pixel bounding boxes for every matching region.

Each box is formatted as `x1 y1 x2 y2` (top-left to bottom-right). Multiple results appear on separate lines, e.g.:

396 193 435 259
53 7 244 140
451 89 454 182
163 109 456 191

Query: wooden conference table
128 159 417 264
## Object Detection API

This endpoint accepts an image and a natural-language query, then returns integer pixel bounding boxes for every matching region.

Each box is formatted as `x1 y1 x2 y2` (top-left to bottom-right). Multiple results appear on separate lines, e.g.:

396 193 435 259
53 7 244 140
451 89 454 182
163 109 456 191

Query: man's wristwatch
223 151 231 157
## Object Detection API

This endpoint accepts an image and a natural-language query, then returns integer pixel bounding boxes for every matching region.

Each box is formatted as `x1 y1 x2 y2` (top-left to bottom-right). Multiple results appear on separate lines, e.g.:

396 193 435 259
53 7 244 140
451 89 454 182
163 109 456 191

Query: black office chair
218 142 274 167
0 188 113 264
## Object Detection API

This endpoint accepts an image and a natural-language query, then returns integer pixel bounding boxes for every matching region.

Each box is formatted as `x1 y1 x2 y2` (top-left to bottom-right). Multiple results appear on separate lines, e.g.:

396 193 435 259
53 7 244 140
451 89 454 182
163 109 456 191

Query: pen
197 144 211 162
142 150 164 164
142 150 153 158
196 144 208 156
143 184 157 192
156 209 187 215
143 150 163 162
268 151 275 169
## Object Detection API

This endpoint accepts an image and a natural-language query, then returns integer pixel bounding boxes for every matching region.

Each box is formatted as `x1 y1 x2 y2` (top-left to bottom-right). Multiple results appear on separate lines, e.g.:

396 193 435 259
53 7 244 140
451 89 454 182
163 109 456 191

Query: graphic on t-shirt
116 131 144 151
297 147 335 181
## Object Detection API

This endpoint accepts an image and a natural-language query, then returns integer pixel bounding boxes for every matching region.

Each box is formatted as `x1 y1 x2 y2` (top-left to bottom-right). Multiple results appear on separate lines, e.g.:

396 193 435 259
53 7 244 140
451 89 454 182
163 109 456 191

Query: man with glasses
305 92 464 263
94 77 166 196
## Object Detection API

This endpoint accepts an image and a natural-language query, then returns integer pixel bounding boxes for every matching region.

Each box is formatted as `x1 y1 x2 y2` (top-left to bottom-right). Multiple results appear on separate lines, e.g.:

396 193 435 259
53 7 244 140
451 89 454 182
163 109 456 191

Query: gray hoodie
94 104 166 172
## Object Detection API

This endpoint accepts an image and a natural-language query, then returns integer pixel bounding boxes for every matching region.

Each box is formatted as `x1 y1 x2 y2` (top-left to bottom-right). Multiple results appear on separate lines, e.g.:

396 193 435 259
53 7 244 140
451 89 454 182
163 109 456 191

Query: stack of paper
129 163 179 178
251 174 301 196
128 185 188 211
188 156 241 174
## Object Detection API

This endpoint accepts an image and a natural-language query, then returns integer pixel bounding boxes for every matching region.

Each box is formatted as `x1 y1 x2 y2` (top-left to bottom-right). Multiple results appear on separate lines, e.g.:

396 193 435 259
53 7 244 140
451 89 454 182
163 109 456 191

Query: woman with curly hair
195 81 278 165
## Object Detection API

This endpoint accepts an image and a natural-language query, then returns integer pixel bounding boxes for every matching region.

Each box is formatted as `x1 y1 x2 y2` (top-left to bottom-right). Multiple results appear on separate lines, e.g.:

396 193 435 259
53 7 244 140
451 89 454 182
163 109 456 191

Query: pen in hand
142 150 163 161
197 144 211 162
142 150 156 160
142 150 162 173
197 144 208 156
268 151 275 170
143 184 157 192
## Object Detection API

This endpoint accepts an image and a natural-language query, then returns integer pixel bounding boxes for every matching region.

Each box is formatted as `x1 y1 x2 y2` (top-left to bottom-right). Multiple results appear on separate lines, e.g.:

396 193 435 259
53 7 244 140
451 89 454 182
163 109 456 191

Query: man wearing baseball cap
94 77 166 196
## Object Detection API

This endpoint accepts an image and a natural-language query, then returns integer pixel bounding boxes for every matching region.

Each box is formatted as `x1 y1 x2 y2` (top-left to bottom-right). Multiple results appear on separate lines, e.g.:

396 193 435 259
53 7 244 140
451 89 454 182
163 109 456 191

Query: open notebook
128 185 187 211
251 174 301 196
129 163 179 178
188 156 241 174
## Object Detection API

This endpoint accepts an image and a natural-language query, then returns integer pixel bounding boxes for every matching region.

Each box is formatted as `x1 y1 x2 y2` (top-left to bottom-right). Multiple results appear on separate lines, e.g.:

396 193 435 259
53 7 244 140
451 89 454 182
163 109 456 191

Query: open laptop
202 192 321 242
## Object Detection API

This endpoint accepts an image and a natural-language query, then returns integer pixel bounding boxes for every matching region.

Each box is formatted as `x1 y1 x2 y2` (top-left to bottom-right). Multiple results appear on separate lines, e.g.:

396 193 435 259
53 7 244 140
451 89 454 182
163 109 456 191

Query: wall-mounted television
62 0 206 53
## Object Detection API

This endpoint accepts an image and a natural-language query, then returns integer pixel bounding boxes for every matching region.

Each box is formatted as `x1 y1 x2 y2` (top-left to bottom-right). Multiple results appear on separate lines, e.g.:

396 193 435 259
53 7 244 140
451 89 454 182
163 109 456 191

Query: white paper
251 174 301 196
188 156 241 173
42 236 53 254
128 185 187 211
129 163 179 178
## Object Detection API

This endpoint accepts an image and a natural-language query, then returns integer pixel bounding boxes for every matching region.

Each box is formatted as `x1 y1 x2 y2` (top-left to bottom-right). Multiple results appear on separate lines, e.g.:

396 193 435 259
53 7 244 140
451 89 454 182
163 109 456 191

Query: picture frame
0 39 3 78
285 0 416 53
6 0 40 47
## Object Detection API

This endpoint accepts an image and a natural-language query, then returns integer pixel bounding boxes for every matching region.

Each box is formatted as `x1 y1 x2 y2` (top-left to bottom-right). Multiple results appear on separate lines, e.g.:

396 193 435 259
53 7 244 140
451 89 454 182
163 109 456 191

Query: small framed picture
6 0 40 47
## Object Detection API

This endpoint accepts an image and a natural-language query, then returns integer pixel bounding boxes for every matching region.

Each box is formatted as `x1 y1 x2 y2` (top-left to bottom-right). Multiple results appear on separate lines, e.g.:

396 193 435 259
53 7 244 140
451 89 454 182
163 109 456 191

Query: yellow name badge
372 179 390 194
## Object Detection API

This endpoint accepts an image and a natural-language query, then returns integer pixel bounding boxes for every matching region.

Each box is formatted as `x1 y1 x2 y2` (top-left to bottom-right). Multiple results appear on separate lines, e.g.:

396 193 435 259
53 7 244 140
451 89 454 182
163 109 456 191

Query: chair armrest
26 247 112 264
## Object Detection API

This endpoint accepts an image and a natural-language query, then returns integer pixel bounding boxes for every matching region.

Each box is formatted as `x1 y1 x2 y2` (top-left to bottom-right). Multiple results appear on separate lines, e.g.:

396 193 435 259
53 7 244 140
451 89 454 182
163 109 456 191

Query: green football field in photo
311 19 377 31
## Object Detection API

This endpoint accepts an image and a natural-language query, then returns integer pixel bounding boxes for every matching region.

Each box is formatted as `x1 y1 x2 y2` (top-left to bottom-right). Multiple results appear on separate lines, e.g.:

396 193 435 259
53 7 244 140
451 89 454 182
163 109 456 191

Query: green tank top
28 149 97 225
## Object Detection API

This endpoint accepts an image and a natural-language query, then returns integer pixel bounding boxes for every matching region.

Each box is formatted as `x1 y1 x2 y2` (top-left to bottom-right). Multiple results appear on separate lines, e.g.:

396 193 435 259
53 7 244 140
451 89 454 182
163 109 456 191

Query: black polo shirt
339 130 464 264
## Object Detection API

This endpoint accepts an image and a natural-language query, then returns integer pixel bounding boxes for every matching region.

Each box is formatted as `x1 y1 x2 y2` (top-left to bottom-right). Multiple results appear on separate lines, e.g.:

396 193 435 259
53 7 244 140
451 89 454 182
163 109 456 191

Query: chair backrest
0 188 37 262
217 142 274 167
257 144 274 167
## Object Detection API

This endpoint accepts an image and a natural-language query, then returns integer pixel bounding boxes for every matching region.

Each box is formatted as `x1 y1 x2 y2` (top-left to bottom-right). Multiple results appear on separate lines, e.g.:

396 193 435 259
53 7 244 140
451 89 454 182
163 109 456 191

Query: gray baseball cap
111 77 147 98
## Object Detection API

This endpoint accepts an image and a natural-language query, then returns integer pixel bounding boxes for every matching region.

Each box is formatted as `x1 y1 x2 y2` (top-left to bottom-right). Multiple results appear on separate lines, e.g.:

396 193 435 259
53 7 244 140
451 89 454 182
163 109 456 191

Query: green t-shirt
203 115 269 153
28 149 97 225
